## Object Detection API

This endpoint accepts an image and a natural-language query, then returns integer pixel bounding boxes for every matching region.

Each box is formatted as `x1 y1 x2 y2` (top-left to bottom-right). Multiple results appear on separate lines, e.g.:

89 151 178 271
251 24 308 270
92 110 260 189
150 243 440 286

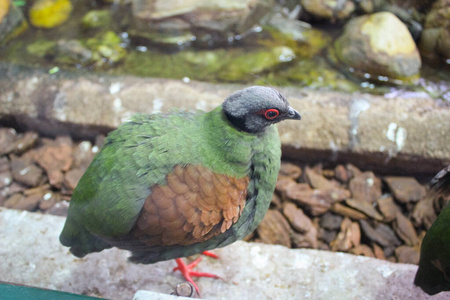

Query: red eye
264 109 279 120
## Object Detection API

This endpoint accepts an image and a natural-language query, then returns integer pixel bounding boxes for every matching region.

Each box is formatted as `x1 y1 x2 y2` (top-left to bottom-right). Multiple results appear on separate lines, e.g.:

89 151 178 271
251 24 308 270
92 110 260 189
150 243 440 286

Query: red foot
173 252 221 295
201 250 219 259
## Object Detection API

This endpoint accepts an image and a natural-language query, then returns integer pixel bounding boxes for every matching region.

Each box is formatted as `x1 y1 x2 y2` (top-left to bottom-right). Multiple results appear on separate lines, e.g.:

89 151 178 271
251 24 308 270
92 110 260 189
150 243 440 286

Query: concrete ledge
0 62 449 174
1 207 447 299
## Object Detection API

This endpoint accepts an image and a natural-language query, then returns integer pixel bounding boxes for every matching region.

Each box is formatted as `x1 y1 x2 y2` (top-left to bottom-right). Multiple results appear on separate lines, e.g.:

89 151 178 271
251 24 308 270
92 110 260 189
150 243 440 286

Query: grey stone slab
1 207 447 299
0 63 448 174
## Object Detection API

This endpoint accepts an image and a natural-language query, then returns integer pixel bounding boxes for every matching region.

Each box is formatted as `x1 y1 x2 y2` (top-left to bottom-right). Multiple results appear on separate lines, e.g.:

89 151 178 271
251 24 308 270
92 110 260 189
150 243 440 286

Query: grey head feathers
223 86 301 133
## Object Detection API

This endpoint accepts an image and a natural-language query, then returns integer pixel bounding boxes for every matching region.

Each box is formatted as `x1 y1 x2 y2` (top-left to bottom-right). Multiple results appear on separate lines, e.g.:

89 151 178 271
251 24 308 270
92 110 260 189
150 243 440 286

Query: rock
0 129 39 156
279 162 302 179
0 169 12 189
305 166 339 190
2 206 447 299
10 155 45 187
384 176 426 203
321 169 335 179
4 185 52 211
387 256 397 263
0 0 10 24
286 185 350 216
0 127 17 155
95 135 106 149
319 211 343 230
333 12 421 80
330 217 360 252
256 209 292 248
358 0 377 13
436 24 450 59
359 220 400 248
349 244 375 258
39 191 62 211
372 243 386 260
0 66 449 175
345 198 383 221
64 168 85 191
34 141 73 174
130 0 272 46
0 156 9 172
0 182 26 205
29 0 73 29
282 202 313 233
374 223 402 248
331 203 368 220
395 245 420 265
0 157 12 189
47 31 126 68
275 176 299 198
12 132 39 155
412 195 437 230
419 0 450 60
376 194 401 223
85 31 127 67
335 164 350 183
0 0 28 44
393 212 419 247
217 46 295 81
49 169 65 188
270 193 282 209
4 192 41 211
26 39 57 58
50 39 93 65
348 171 382 203
346 164 362 178
81 10 112 30
44 199 69 216
264 10 313 43
300 0 355 21
318 228 337 244
291 226 318 249
3 193 25 208
72 141 95 168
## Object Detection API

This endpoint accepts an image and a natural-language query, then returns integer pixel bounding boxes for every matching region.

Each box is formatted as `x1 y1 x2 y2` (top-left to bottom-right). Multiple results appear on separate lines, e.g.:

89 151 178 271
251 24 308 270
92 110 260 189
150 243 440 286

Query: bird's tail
60 217 112 257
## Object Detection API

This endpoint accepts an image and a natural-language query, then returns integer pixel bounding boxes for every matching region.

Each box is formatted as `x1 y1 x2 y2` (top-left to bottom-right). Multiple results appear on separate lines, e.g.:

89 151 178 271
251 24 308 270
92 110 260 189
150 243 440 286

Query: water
1 1 449 103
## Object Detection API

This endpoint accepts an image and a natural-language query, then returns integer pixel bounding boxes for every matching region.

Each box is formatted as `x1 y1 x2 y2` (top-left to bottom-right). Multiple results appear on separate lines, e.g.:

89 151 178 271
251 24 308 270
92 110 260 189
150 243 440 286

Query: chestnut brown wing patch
131 164 249 246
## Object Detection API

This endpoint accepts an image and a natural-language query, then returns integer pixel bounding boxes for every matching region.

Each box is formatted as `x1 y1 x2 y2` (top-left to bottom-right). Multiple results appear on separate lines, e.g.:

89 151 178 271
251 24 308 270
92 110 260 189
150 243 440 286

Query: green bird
60 86 301 293
414 165 450 295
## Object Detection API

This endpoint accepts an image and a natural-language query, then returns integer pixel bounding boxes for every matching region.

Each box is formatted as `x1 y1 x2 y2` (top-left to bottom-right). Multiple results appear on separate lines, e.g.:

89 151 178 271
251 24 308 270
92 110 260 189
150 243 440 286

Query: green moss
86 31 126 66
26 39 56 57
261 25 331 58
217 46 295 82
81 10 112 30
277 58 359 92
111 46 295 82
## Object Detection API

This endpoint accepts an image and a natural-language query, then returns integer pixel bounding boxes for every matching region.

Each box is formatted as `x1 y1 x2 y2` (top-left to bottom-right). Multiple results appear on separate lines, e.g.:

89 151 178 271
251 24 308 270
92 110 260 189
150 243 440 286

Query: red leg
201 251 219 259
173 255 221 295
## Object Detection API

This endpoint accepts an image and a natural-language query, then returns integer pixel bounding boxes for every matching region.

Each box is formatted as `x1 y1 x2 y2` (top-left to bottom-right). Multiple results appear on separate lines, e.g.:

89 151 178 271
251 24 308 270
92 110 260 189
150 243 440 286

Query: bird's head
223 86 301 133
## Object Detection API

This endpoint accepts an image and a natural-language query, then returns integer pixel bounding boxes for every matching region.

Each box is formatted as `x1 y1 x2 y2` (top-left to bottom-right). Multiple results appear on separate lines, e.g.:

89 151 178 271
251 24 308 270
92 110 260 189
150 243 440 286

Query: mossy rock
81 10 112 30
86 31 126 66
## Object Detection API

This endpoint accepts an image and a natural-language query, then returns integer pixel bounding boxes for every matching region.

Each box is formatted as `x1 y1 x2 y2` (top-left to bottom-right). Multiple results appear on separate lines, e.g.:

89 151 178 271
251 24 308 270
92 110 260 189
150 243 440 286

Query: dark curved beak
286 107 301 120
